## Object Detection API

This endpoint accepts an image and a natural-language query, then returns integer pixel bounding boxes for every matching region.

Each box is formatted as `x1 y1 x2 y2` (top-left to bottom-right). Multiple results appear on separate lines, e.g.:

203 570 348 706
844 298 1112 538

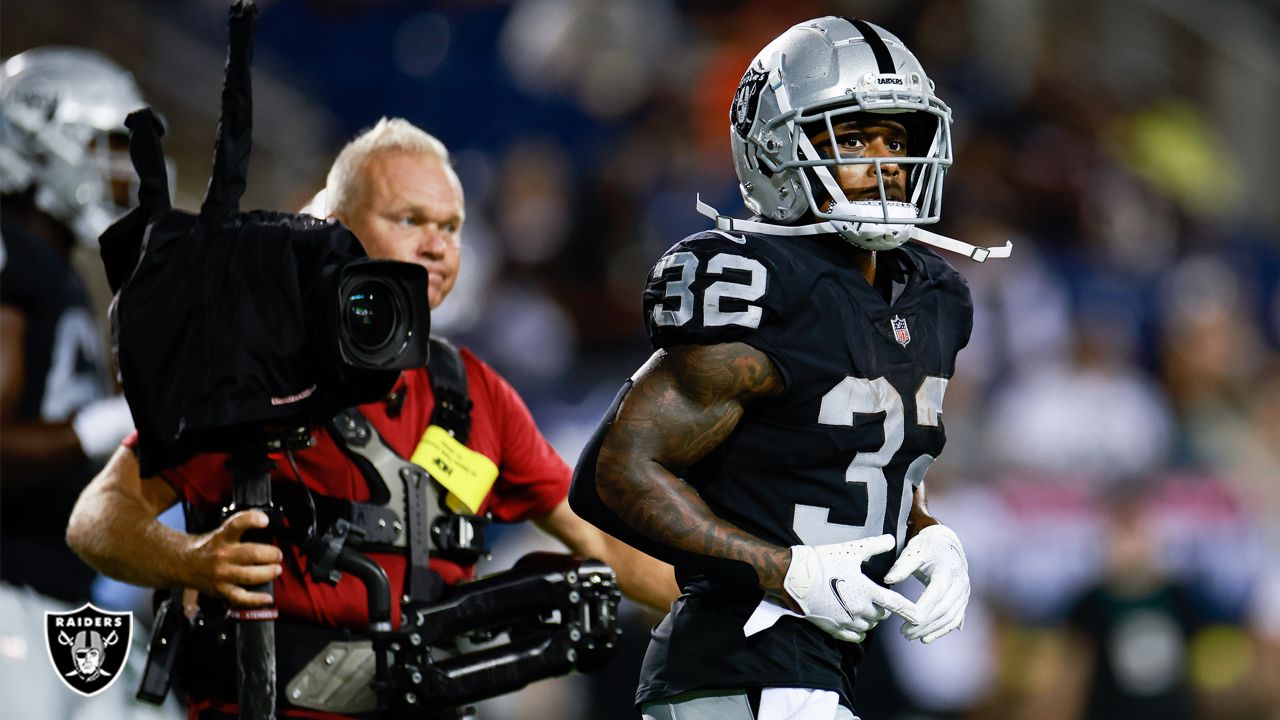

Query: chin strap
695 196 1012 263
909 226 1013 263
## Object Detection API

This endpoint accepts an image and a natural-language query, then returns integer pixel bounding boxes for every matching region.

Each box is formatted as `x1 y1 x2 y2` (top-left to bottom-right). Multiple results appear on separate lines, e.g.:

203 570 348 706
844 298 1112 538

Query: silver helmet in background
1 47 146 244
729 16 953 251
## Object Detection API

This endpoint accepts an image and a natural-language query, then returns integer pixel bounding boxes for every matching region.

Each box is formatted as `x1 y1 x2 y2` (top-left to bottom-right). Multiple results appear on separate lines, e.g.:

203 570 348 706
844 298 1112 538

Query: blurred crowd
4 0 1278 718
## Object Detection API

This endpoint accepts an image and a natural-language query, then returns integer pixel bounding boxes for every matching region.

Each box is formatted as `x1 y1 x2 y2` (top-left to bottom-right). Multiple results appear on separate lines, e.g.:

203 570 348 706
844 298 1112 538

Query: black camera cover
100 2 426 475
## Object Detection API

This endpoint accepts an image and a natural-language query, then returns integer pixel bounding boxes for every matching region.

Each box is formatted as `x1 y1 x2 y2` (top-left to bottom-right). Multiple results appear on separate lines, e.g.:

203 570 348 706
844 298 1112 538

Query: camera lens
336 260 428 371
345 281 399 351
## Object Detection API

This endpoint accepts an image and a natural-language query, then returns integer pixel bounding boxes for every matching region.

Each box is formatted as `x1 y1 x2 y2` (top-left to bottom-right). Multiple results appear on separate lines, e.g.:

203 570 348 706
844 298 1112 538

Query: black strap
400 463 440 603
843 17 896 74
426 336 471 445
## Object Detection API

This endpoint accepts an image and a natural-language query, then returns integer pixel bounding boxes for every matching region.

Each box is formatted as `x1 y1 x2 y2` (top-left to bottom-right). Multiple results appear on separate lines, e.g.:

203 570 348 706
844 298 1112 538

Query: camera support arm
276 553 622 715
329 544 397 709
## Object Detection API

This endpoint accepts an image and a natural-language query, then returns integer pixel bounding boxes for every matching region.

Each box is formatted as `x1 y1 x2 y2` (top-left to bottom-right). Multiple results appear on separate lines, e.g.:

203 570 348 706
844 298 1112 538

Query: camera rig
140 548 622 717
136 350 622 716
296 552 621 714
111 3 623 717
128 322 626 720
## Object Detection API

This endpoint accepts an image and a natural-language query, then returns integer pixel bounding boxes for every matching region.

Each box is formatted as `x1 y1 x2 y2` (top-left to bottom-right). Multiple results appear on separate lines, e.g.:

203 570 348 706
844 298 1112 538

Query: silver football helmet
0 47 146 244
728 17 952 251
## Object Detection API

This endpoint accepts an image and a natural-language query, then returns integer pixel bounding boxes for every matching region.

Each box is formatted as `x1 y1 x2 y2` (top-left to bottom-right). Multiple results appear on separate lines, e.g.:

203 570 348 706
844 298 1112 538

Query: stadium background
4 0 1278 717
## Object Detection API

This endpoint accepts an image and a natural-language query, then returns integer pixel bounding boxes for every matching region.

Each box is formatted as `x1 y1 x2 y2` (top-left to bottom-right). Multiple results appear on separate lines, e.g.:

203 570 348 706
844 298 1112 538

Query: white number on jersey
793 375 947 550
651 252 767 329
41 307 105 421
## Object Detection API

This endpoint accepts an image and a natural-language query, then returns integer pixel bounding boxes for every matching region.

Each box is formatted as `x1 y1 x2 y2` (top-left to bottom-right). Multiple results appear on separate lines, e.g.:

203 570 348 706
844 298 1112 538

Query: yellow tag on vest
410 425 499 514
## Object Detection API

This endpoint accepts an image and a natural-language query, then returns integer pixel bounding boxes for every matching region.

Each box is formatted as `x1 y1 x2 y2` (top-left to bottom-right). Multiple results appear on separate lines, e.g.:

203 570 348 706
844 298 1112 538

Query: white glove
884 524 969 644
784 534 920 643
71 395 135 459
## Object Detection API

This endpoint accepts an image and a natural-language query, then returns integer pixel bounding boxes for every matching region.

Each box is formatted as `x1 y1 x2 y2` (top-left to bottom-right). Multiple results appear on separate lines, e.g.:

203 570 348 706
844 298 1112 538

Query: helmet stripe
841 17 896 74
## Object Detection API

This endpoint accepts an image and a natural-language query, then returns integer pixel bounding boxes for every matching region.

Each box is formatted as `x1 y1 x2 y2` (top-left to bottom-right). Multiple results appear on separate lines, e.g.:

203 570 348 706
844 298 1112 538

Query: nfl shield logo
45 603 133 697
890 315 911 347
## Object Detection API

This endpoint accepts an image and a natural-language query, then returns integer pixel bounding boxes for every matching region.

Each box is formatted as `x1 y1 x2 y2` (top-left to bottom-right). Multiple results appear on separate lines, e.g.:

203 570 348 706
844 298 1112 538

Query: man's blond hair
325 117 452 216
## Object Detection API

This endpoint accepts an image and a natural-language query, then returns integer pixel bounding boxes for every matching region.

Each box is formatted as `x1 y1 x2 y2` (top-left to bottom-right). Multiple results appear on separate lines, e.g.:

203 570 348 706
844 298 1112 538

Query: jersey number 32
796 376 948 548
650 251 767 329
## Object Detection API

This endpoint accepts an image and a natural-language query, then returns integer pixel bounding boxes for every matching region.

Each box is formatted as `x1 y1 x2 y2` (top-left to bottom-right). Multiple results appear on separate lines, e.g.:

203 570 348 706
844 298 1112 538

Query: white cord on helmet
695 196 1012 263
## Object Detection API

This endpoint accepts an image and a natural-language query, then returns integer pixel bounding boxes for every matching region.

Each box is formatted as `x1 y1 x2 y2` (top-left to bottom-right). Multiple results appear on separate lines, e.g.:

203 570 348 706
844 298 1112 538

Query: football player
1 47 141 603
571 17 999 720
0 46 151 720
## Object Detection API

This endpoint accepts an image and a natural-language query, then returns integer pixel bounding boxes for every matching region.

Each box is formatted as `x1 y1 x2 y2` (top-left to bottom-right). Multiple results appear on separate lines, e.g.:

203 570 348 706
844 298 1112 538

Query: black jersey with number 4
0 218 110 603
633 228 973 709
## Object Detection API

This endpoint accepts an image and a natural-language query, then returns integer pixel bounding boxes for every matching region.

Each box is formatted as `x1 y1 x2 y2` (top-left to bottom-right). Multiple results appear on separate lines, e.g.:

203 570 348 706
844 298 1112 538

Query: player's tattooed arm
906 484 942 540
594 342 793 593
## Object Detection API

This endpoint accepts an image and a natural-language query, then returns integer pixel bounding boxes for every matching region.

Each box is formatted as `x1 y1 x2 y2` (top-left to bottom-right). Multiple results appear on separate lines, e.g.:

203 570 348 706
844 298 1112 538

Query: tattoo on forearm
614 460 788 590
598 344 789 591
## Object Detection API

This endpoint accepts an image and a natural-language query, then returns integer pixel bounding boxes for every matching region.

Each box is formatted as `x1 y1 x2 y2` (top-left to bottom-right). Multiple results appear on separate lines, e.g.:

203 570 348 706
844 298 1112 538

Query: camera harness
148 336 622 716
321 334 491 605
179 336 491 603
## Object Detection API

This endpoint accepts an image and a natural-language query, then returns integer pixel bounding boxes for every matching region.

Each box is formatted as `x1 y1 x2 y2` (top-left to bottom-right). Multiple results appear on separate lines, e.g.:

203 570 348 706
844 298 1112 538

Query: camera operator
67 117 678 719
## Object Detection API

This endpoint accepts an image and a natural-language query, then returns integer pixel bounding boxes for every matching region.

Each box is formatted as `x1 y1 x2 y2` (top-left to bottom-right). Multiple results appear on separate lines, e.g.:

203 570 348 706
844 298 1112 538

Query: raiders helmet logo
732 66 769 139
44 603 133 697
12 85 59 118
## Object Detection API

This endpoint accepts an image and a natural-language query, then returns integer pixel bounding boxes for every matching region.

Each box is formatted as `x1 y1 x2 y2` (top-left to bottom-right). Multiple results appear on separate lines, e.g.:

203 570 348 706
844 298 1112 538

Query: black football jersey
633 229 973 709
0 218 110 603
0 219 108 422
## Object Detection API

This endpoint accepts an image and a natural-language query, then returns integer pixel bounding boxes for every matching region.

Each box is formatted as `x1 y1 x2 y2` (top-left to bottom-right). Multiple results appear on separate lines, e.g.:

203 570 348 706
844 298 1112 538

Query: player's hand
884 524 969 644
784 535 920 643
185 509 282 607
